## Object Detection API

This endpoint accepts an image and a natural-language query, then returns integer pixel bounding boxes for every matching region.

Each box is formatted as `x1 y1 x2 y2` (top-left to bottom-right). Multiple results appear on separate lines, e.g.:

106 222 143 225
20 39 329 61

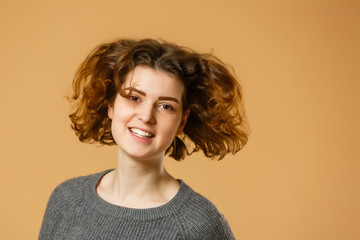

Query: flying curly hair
69 38 249 160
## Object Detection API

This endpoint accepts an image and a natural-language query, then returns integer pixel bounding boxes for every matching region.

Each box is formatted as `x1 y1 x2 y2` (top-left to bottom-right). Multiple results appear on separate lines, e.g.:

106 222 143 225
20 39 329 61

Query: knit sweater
39 169 235 240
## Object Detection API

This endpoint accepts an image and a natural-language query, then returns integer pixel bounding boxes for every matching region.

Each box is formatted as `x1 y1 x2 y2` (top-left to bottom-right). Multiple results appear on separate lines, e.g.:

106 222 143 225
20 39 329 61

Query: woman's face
108 66 189 161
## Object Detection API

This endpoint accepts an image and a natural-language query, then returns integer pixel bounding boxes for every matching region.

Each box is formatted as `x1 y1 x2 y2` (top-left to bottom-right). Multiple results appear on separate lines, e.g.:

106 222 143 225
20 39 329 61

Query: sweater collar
84 169 193 221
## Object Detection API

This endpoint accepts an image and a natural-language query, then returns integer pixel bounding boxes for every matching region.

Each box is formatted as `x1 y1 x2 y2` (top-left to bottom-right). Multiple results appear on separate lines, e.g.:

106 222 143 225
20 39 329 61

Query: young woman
39 39 249 239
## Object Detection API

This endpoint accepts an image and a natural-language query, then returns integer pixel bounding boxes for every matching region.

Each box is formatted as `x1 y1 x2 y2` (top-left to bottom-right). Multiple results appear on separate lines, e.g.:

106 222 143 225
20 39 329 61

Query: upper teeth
130 128 153 138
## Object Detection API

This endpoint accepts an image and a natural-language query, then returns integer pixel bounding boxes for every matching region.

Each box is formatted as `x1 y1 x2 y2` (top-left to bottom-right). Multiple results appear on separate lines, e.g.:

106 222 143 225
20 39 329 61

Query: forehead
124 66 185 99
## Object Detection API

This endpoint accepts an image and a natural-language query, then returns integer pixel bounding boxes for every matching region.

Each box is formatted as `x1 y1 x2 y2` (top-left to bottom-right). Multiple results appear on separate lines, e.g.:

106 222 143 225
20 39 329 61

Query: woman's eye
160 104 174 111
129 96 140 102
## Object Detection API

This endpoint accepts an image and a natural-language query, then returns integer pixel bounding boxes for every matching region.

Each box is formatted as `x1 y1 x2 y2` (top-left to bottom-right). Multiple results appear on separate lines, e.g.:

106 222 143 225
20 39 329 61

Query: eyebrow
158 96 180 103
124 87 180 103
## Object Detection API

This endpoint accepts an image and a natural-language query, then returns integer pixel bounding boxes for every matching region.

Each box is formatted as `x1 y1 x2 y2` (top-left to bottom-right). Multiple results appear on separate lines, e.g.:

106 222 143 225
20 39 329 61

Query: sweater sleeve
38 183 70 240
175 192 236 240
187 210 235 240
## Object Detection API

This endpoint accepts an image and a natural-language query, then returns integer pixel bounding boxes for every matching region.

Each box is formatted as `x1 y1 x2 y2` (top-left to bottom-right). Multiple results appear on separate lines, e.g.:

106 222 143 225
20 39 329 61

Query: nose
136 102 156 124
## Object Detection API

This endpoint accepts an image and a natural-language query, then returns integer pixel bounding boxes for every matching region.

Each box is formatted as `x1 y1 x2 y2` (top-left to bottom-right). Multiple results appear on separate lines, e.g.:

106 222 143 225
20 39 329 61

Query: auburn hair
69 38 249 160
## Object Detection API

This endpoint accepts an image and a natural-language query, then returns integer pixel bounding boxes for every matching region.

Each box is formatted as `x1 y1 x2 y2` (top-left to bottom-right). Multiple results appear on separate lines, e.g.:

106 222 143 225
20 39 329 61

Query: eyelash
129 95 140 102
159 103 174 111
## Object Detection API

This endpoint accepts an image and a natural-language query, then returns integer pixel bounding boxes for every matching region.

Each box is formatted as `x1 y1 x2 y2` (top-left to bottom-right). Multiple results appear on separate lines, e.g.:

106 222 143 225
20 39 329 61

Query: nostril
138 114 156 124
137 112 155 123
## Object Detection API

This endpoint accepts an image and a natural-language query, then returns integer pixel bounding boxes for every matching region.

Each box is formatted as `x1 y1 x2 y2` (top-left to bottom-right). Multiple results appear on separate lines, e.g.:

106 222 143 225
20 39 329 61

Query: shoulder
175 182 235 240
39 170 110 239
45 170 110 212
51 172 94 198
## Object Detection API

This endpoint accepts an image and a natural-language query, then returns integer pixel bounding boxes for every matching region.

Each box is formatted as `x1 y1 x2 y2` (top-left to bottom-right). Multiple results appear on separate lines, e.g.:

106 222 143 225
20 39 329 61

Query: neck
114 149 168 191
97 147 179 208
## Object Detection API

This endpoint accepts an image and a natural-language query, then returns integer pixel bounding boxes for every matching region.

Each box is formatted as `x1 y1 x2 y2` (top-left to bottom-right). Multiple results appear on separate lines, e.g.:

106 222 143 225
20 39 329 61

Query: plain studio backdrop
0 0 359 239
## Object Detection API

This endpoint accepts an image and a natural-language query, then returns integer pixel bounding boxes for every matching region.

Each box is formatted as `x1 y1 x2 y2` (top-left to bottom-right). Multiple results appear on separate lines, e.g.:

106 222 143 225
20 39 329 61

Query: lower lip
129 129 154 143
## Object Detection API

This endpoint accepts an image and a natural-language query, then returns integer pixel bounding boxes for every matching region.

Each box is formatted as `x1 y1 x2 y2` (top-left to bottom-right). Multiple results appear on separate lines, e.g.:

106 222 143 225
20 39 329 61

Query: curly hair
69 38 249 160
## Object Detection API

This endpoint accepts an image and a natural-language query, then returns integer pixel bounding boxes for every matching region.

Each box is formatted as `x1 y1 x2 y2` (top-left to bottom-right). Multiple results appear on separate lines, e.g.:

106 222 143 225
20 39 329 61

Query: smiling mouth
129 128 154 139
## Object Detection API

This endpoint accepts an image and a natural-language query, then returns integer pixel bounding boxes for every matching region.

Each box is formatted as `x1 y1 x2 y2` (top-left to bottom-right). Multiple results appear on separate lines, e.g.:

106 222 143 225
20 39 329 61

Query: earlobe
176 109 190 135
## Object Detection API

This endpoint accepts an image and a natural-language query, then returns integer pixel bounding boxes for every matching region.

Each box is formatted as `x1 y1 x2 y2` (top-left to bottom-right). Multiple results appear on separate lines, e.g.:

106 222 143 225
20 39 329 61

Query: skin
96 66 190 208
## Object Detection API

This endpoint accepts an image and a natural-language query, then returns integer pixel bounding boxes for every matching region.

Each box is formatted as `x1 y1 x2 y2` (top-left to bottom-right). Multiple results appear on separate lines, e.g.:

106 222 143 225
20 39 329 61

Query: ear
176 109 190 135
108 103 114 120
108 94 120 119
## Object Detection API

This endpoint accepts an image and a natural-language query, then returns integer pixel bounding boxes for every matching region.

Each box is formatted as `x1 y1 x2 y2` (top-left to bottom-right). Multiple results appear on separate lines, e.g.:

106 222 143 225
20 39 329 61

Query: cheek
112 110 134 130
110 113 130 146
112 100 135 120
110 106 135 137
160 114 183 135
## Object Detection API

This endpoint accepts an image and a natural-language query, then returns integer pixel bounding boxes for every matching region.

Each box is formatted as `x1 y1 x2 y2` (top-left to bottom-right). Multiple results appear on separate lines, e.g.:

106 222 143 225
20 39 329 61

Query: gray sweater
39 169 235 239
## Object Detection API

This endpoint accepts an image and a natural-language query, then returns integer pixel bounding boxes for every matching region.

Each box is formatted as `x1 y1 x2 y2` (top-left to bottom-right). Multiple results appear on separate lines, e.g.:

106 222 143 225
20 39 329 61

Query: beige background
0 0 359 239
